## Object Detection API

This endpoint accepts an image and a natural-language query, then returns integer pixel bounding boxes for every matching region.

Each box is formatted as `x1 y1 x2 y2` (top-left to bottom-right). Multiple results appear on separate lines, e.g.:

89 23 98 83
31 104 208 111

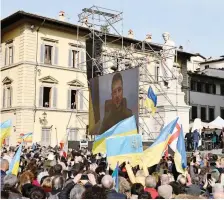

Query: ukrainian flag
106 134 143 169
145 86 157 115
8 143 23 175
142 117 178 167
92 115 137 155
0 120 12 147
174 125 187 175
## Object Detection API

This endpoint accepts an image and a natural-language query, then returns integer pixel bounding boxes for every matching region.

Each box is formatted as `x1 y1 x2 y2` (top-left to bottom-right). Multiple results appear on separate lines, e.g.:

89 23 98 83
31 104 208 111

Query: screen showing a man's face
112 79 123 108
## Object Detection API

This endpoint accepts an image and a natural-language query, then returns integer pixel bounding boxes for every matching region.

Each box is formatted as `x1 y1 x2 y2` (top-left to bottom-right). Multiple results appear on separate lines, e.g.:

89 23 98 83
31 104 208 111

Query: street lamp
39 112 48 126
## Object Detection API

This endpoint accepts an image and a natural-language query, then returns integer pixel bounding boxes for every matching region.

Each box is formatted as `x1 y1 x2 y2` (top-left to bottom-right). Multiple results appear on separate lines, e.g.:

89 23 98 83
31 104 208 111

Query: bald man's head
0 159 9 172
101 175 114 189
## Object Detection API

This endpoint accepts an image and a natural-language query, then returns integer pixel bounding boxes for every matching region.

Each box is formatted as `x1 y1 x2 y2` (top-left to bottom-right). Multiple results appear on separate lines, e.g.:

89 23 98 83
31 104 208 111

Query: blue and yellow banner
92 115 137 155
0 120 12 147
145 86 157 115
142 117 178 167
174 125 187 175
106 134 143 169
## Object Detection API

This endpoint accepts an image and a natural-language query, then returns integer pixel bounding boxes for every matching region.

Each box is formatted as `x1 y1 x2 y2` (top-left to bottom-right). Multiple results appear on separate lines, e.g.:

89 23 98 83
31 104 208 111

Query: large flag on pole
142 117 178 167
174 125 187 174
92 116 138 155
145 86 157 115
164 119 181 158
8 143 23 175
0 120 12 147
106 134 143 169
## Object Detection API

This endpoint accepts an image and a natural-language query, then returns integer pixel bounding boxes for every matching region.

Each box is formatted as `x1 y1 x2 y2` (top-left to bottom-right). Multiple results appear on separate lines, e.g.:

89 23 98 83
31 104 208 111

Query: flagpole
55 128 58 146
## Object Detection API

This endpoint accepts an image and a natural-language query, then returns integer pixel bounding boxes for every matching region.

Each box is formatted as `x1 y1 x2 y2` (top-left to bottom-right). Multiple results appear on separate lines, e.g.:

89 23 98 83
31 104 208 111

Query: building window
44 45 53 64
220 107 224 119
5 42 14 66
43 87 52 107
205 83 210 93
213 84 216 94
205 65 209 69
200 106 207 121
197 82 202 92
71 90 77 109
221 84 224 96
209 107 215 121
72 50 79 68
191 80 197 91
2 86 12 108
192 106 197 120
68 89 78 109
9 46 13 65
41 128 51 146
68 128 78 141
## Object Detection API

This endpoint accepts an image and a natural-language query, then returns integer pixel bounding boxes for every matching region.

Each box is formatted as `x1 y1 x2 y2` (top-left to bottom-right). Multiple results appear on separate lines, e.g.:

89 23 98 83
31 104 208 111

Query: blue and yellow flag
106 134 143 169
0 120 12 147
112 163 119 192
145 86 157 115
92 116 138 155
174 125 187 174
142 118 178 167
8 143 23 175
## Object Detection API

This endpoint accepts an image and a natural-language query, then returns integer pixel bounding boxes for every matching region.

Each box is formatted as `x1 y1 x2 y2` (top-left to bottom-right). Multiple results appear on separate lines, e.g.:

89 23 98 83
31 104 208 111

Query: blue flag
112 163 119 192
174 125 187 174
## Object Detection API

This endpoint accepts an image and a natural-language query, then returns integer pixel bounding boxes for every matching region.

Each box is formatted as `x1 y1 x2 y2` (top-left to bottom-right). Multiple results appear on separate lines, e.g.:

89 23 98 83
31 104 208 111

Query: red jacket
144 187 158 199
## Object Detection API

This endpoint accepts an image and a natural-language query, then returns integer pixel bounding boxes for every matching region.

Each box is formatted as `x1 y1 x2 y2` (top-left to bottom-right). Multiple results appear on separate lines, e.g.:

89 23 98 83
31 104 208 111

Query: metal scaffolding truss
72 5 180 140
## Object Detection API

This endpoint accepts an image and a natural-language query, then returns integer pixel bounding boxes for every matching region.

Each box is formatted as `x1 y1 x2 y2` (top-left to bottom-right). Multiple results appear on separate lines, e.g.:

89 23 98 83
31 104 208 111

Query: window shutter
10 87 13 107
54 46 58 65
12 46 14 64
2 88 5 108
39 86 43 107
67 89 71 109
5 48 8 66
79 90 84 110
68 50 72 67
40 44 45 63
81 51 85 70
53 87 58 108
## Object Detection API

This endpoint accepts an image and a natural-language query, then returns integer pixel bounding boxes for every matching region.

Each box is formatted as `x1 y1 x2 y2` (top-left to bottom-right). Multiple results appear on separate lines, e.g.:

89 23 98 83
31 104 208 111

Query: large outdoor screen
89 68 139 135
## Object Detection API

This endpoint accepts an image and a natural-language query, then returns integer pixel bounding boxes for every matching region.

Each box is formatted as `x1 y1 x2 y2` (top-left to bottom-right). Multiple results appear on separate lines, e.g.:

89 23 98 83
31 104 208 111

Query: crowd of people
0 144 224 199
185 128 224 152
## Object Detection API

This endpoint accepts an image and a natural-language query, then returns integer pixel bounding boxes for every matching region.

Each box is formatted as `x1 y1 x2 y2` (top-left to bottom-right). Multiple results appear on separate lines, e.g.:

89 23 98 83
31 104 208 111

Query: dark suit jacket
106 189 127 199
99 98 133 134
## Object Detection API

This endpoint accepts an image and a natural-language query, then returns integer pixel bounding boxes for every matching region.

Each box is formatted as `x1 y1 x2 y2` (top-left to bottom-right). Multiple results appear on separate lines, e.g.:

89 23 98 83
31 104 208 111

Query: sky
1 0 224 57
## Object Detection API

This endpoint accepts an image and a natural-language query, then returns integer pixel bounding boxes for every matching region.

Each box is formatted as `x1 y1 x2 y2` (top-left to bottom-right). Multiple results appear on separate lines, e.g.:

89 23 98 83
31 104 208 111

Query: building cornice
1 106 88 113
1 61 87 73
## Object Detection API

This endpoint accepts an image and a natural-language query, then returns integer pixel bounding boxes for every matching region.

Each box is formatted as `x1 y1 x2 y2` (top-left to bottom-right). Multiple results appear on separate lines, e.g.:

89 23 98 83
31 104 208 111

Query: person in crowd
212 131 217 149
1 143 223 199
0 159 9 190
2 174 23 199
185 131 192 151
101 175 126 199
144 175 158 199
193 129 200 151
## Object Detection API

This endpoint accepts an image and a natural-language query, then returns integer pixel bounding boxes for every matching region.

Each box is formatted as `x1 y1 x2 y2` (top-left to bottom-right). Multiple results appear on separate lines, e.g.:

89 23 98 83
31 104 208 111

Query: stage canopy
208 116 224 129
